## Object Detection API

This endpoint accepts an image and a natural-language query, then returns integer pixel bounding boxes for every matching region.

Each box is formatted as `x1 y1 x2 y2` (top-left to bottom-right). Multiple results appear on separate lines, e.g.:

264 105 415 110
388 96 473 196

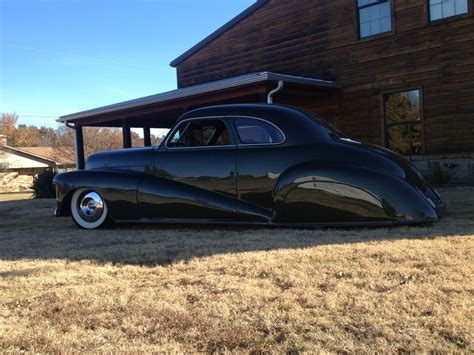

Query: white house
0 135 75 193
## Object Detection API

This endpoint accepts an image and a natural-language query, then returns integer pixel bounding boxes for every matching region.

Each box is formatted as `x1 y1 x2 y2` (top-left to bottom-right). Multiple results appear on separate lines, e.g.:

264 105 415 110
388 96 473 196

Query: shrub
427 162 456 185
32 169 57 199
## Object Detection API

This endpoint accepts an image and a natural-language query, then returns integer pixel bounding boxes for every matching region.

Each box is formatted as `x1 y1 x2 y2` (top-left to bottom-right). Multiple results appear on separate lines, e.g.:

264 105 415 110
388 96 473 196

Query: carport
57 72 341 170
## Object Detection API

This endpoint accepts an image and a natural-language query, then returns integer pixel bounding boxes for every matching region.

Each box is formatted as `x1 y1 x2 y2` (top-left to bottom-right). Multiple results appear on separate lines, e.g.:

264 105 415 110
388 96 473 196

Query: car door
138 117 239 221
230 116 287 222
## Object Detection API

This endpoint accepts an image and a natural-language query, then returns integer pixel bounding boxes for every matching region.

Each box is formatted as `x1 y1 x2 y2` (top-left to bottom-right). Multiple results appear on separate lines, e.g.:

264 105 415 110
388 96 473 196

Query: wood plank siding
174 0 474 154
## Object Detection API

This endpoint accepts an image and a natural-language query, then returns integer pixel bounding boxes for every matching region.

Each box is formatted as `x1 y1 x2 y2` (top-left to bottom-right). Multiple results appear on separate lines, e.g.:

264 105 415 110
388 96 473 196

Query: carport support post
122 119 132 148
74 125 85 170
143 127 152 147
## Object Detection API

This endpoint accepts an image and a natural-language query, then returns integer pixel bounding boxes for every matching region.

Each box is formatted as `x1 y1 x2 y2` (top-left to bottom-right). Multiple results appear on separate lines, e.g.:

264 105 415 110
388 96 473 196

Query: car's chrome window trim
164 116 235 150
164 115 286 150
232 116 286 147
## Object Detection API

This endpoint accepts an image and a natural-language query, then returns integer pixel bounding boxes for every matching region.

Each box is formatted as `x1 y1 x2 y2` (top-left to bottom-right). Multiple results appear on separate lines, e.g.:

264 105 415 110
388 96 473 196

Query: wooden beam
122 119 132 148
74 126 85 170
143 127 152 147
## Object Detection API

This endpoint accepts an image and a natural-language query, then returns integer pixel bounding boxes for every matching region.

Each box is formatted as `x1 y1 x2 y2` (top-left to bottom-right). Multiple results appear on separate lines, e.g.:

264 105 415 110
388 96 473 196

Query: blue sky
0 0 254 128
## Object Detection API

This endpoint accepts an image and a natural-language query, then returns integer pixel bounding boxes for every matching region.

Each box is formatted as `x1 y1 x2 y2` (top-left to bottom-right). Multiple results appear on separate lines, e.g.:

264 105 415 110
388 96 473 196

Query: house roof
170 0 269 67
2 146 75 166
58 71 341 123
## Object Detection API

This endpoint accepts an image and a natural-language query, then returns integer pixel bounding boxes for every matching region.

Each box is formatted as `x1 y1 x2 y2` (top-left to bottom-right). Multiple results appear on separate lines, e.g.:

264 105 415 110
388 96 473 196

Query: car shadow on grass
0 187 473 266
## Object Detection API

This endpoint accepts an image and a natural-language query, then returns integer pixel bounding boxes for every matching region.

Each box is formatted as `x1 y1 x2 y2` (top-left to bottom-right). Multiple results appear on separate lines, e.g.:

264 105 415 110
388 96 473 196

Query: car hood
86 147 154 171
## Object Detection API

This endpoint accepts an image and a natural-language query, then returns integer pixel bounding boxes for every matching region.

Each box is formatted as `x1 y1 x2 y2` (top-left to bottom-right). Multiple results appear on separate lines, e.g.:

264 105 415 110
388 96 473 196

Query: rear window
234 118 285 145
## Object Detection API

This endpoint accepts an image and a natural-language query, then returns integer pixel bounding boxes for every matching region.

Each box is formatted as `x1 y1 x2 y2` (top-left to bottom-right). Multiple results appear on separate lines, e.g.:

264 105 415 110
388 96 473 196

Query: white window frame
428 0 469 22
357 0 393 39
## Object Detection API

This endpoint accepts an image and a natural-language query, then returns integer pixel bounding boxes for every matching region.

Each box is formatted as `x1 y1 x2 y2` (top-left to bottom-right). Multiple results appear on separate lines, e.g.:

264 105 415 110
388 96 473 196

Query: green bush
32 169 57 199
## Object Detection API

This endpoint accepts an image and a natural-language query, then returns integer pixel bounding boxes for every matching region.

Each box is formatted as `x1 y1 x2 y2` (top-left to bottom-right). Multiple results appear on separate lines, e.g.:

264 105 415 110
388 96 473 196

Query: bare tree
0 113 19 146
57 127 124 158
14 125 41 147
0 114 166 162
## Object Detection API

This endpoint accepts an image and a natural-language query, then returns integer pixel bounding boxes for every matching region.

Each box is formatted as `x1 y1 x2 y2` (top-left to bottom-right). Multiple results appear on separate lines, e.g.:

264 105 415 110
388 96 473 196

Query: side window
168 122 189 147
357 0 392 39
429 0 469 21
234 118 285 145
167 119 231 148
384 89 423 155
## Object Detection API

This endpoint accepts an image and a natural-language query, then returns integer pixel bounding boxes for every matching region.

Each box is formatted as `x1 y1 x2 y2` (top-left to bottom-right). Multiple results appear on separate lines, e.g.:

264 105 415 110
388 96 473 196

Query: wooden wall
175 0 474 154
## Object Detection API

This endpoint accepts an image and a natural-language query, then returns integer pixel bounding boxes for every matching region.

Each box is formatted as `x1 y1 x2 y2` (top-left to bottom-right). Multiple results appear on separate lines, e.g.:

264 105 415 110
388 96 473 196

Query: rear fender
273 163 438 224
53 169 141 221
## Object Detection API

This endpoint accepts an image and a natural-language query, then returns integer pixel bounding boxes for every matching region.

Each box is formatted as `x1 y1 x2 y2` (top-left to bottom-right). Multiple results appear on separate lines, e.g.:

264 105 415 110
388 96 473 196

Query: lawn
0 187 472 352
0 193 32 202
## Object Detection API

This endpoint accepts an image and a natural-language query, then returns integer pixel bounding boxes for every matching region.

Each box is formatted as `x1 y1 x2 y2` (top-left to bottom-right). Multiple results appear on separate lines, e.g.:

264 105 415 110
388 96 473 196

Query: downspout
267 80 284 104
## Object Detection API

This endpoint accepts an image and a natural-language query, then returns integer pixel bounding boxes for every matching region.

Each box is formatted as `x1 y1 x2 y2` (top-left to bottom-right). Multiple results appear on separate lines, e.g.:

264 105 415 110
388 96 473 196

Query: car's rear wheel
71 189 109 229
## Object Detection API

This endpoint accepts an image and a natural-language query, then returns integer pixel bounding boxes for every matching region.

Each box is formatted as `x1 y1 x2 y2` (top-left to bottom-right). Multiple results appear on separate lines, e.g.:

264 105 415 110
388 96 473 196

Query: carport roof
58 72 340 125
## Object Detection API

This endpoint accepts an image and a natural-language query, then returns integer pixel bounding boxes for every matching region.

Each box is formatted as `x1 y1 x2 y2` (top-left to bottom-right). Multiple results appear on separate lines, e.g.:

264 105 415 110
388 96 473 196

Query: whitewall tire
71 189 109 229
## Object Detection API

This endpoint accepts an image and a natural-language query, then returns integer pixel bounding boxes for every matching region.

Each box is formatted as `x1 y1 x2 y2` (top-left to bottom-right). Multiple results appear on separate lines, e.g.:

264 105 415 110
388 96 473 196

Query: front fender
53 169 142 221
273 163 438 225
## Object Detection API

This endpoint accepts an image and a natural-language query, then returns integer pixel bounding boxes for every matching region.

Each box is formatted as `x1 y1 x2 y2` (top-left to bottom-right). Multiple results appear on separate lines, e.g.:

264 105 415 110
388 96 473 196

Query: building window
429 0 469 21
384 90 423 155
358 0 392 38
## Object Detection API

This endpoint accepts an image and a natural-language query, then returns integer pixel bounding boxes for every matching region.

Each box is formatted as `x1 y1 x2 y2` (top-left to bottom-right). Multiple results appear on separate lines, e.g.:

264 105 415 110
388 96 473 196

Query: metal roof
170 0 269 67
1 145 58 166
58 72 341 123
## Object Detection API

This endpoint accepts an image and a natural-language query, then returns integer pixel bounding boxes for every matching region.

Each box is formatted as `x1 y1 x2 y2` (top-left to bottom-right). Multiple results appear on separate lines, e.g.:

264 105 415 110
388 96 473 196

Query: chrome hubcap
78 192 104 222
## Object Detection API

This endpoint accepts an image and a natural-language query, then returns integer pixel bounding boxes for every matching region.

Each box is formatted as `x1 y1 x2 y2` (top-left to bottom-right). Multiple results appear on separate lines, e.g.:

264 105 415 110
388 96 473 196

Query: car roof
180 103 305 121
177 104 329 145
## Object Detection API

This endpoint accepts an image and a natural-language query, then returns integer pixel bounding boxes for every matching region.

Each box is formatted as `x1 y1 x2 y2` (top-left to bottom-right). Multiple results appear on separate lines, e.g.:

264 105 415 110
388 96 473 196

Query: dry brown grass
0 193 32 202
0 187 473 352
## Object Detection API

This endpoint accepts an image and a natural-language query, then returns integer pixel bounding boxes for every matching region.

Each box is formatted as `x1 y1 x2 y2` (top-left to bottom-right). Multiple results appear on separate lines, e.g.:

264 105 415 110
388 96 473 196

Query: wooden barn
59 0 474 181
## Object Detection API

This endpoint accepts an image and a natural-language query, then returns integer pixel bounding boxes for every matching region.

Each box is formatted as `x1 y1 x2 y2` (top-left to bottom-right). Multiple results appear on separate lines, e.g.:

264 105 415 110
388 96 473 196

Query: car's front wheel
70 189 109 229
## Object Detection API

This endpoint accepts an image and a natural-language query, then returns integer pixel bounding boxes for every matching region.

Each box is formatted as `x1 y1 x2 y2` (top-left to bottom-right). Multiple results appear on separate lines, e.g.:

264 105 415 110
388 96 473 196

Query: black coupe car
54 104 446 229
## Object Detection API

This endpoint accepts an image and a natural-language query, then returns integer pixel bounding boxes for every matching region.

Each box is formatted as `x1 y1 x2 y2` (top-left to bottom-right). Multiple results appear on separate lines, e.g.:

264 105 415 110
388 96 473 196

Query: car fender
53 169 142 221
272 162 438 224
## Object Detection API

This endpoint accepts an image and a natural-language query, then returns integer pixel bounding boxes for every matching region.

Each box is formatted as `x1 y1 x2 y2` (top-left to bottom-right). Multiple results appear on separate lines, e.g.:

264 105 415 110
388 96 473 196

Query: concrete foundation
409 152 474 185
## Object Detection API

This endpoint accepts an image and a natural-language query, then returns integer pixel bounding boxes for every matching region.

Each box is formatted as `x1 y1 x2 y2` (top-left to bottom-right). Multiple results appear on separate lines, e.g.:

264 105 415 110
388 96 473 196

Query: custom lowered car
54 104 446 229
